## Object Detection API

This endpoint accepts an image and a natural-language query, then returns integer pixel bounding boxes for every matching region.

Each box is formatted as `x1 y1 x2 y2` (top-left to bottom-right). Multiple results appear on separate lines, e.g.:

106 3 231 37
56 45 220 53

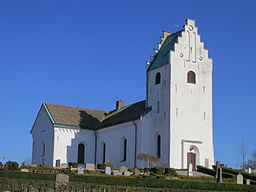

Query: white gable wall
31 106 54 167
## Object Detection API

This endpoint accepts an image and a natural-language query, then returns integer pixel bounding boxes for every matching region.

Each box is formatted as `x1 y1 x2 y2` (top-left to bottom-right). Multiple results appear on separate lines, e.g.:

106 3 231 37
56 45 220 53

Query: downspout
132 120 138 168
94 131 97 166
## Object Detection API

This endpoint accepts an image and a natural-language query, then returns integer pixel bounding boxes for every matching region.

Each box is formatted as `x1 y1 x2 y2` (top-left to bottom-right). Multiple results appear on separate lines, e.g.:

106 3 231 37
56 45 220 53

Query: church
31 19 214 169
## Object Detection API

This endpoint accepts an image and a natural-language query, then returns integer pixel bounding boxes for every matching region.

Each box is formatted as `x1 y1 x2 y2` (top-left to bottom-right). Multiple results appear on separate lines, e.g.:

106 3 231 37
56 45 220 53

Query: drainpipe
132 120 138 168
94 131 97 166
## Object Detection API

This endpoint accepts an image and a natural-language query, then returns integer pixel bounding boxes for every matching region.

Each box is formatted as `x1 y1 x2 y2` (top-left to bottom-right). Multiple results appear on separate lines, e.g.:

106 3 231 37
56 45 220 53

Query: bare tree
245 150 256 169
240 141 247 170
252 150 256 160
137 153 159 168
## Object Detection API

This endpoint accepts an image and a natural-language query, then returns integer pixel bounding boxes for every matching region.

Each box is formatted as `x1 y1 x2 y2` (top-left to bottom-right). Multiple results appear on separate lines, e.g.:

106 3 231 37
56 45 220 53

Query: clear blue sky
0 0 255 168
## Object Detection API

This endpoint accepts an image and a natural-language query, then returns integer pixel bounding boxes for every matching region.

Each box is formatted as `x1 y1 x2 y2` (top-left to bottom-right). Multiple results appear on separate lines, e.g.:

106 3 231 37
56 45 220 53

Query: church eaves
147 30 182 72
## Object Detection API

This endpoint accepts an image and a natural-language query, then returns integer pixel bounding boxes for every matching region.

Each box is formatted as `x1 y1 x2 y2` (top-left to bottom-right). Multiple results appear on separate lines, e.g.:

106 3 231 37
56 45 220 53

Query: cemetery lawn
1 171 256 191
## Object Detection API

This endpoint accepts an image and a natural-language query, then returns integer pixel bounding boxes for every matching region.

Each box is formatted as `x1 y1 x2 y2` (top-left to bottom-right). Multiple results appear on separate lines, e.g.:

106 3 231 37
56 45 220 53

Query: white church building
31 19 214 169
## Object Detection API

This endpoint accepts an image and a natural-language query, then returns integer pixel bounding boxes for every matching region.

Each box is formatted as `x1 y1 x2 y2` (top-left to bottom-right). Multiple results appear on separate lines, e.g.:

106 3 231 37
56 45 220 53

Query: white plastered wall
53 126 95 167
96 121 137 168
169 19 214 169
145 64 171 167
31 106 54 167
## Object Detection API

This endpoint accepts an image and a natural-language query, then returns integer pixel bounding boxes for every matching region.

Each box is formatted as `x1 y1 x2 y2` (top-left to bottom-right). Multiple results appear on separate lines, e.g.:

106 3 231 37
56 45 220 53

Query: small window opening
103 142 106 163
176 108 178 117
157 135 161 158
155 72 161 84
204 112 206 120
187 71 196 84
157 101 160 113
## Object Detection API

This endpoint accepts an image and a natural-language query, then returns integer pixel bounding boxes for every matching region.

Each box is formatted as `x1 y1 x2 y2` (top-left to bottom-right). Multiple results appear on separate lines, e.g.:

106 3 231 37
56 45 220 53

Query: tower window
187 71 196 84
155 72 161 84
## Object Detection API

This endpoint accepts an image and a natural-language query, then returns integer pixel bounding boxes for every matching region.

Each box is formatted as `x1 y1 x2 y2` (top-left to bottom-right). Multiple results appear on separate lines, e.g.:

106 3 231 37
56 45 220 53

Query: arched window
157 135 161 158
42 143 45 157
78 143 85 164
102 142 106 163
122 138 127 161
155 72 161 84
187 71 196 84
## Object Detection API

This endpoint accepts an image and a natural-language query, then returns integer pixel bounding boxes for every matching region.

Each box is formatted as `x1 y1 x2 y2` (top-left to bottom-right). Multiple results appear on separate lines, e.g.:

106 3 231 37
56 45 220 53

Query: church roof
44 100 149 130
147 30 182 72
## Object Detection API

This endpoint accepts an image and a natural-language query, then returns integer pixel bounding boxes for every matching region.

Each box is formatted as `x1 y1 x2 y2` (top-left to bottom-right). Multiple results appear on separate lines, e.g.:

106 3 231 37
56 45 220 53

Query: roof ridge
45 103 109 113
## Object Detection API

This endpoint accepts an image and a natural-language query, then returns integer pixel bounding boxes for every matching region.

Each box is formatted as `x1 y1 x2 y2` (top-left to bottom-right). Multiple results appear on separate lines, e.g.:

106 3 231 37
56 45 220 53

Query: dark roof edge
43 103 56 124
146 30 183 73
97 106 152 130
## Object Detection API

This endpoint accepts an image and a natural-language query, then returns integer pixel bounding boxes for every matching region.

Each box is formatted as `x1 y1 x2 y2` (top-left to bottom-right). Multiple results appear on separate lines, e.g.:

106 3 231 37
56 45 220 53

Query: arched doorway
78 143 85 164
187 152 196 169
187 145 199 169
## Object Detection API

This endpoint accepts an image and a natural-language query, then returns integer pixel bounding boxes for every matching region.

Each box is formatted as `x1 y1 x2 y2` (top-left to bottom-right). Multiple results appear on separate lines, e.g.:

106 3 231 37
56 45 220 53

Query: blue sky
0 0 255 168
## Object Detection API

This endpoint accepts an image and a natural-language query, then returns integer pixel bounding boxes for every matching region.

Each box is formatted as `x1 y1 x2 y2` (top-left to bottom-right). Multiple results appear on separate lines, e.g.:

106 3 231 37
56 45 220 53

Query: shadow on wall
65 110 104 167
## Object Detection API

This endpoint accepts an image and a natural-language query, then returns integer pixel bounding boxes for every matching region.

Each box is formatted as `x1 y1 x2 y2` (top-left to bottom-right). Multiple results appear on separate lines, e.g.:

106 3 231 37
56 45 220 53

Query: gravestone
246 179 250 185
105 166 111 175
123 171 132 176
187 163 193 176
78 164 85 174
248 168 252 174
134 169 141 176
86 163 95 171
61 163 68 168
78 167 84 174
119 166 128 172
237 173 243 185
215 161 220 179
113 170 122 175
217 168 222 183
55 174 69 186
21 169 29 172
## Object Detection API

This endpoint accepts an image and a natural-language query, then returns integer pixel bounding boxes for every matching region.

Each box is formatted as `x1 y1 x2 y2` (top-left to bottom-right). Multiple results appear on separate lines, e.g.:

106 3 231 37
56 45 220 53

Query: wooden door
187 152 196 169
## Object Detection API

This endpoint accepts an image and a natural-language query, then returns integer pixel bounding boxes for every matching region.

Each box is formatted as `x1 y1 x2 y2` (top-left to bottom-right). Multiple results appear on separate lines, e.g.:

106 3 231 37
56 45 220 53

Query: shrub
144 168 150 173
97 163 106 170
105 161 114 169
5 161 19 171
164 168 178 176
151 167 165 175
0 162 3 169
68 162 78 168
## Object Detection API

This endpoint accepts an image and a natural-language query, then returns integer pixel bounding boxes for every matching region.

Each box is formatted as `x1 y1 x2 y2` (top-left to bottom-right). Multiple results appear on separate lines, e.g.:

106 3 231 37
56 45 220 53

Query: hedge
0 171 55 181
70 175 256 191
213 166 256 181
197 166 234 178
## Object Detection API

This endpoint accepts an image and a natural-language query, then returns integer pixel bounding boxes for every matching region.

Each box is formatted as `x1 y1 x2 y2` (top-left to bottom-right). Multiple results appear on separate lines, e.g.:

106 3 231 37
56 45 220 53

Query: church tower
146 19 214 169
